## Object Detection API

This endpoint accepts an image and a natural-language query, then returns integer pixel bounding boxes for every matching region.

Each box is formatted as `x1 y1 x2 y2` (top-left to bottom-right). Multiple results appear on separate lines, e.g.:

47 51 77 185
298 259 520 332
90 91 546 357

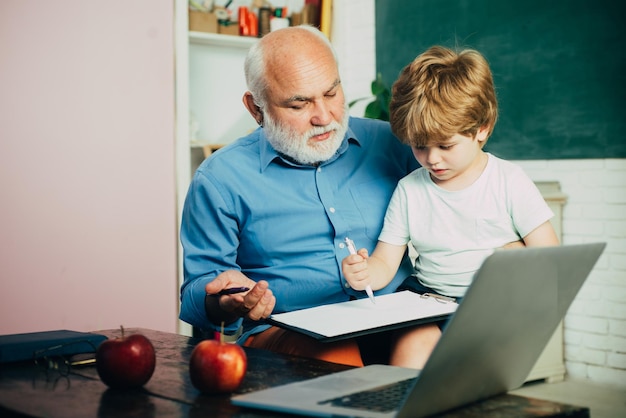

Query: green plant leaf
348 97 371 108
371 74 387 96
350 73 391 120
365 101 387 120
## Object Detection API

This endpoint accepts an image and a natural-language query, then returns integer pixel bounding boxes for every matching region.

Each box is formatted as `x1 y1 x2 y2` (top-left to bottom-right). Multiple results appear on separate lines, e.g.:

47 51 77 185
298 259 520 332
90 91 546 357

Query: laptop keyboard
318 377 414 413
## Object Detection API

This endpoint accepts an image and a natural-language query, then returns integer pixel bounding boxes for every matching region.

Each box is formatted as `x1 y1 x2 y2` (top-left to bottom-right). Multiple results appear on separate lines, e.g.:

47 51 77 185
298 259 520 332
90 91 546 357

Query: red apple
189 339 247 394
96 327 156 389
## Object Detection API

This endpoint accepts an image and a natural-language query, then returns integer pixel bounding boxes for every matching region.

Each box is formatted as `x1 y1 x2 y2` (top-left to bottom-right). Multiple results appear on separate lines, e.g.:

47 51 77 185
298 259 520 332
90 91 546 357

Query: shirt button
339 242 346 249
329 207 335 213
317 167 322 173
344 282 351 288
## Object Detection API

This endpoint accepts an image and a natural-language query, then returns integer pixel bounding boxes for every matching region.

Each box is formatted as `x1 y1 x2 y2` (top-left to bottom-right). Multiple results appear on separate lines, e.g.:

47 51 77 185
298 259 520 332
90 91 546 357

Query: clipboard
267 291 458 342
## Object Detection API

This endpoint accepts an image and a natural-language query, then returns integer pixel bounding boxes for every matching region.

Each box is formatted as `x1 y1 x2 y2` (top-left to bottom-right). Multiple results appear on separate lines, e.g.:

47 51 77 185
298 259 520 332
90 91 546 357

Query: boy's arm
342 241 407 291
368 241 409 289
522 221 560 247
502 240 525 249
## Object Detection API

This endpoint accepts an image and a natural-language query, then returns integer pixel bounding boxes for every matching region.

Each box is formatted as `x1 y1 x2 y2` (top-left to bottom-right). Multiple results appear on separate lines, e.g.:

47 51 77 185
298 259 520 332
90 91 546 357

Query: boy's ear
476 125 490 142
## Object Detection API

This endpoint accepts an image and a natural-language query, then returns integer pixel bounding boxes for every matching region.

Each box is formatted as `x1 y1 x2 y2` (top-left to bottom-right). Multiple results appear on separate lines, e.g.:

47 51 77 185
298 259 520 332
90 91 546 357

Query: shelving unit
188 31 257 153
174 1 259 336
189 30 257 48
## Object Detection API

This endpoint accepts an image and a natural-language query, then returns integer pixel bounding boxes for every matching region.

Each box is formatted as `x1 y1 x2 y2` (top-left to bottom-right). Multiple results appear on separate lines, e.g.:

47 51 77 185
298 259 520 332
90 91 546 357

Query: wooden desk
0 328 589 417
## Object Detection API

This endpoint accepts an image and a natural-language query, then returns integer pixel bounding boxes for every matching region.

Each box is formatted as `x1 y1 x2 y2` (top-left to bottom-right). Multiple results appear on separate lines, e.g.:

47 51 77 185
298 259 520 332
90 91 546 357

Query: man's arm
179 172 256 331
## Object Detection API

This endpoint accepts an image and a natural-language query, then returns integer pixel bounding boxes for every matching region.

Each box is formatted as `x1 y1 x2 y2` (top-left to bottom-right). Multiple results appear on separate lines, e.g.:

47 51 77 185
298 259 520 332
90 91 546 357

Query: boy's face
411 127 489 190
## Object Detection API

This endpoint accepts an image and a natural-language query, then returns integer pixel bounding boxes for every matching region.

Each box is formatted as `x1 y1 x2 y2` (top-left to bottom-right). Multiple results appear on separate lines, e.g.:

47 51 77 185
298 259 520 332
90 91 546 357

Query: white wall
0 1 178 334
334 0 626 388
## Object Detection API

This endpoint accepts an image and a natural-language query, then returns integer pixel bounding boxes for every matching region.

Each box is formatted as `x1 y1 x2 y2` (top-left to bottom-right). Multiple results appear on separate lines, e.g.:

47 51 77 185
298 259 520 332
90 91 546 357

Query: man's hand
204 270 275 325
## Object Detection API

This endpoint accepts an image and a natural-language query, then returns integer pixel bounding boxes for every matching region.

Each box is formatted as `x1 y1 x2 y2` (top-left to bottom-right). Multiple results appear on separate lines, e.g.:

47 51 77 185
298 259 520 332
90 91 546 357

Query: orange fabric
243 326 364 367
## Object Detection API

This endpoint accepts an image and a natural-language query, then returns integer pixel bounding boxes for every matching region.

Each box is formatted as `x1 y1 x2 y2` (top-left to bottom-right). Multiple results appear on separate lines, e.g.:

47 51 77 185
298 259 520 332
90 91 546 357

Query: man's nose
310 101 333 126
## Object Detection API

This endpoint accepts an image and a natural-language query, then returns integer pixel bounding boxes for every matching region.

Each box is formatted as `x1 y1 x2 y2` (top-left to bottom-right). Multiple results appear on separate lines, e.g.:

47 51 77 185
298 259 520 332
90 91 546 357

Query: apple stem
120 325 125 338
220 322 225 344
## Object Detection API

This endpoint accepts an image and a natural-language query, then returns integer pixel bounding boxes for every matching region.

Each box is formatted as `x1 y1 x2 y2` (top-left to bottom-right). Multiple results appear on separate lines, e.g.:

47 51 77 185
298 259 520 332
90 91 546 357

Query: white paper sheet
269 291 458 339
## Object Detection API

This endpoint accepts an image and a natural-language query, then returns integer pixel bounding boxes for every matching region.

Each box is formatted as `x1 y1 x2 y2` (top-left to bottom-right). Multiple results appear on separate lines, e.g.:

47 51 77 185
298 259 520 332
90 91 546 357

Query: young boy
342 46 559 368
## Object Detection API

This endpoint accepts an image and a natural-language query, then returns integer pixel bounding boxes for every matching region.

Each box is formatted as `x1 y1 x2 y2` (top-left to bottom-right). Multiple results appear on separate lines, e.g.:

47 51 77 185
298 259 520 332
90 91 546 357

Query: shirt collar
259 121 362 172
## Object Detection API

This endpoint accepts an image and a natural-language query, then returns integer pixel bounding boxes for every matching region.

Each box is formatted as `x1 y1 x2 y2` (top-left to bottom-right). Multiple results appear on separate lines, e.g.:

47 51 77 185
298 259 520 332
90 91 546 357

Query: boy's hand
341 248 371 291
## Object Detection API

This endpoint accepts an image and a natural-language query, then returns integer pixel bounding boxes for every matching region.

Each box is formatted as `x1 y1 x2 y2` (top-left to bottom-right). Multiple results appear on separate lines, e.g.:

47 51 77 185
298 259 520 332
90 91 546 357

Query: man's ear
243 92 263 125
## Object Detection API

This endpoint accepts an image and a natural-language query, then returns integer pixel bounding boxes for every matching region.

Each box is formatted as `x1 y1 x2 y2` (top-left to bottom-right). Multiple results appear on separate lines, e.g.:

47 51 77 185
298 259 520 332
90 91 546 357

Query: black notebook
0 329 108 363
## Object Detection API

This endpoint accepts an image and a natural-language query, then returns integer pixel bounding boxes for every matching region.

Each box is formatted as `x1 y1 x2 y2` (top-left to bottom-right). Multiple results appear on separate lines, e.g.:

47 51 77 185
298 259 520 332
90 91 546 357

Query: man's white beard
263 109 349 165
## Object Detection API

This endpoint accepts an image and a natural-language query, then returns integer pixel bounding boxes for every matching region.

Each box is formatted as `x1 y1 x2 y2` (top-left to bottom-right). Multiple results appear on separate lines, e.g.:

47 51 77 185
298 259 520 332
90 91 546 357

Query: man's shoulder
197 131 261 172
348 116 393 135
347 116 404 149
347 116 419 172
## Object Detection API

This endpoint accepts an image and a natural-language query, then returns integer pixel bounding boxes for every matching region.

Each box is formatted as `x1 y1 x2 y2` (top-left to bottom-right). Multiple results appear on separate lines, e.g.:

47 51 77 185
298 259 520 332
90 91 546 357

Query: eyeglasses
32 340 98 389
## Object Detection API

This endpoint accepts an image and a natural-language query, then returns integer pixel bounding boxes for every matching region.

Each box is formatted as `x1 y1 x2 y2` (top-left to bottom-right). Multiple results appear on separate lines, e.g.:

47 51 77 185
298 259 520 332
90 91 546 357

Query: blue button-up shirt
180 117 419 342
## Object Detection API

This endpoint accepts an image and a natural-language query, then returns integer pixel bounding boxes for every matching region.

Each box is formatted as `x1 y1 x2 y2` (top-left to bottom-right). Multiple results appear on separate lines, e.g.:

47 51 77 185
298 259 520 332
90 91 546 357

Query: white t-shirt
379 153 553 297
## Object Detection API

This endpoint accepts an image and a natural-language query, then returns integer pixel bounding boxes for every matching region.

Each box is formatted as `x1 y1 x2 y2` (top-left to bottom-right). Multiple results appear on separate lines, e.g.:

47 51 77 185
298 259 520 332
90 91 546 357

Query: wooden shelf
190 141 225 157
189 31 258 49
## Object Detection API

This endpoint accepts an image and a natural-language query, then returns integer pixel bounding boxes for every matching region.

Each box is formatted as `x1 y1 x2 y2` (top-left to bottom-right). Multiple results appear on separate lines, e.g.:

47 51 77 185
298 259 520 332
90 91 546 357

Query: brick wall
517 159 626 386
333 0 626 388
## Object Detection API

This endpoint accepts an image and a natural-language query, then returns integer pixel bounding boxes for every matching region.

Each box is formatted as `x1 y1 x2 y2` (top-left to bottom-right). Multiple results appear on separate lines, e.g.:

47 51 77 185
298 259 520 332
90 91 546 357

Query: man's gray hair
243 25 338 110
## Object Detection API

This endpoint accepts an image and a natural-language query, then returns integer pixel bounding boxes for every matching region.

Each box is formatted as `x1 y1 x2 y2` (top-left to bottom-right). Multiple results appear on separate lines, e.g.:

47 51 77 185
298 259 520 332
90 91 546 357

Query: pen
421 293 456 304
344 237 376 304
208 287 250 297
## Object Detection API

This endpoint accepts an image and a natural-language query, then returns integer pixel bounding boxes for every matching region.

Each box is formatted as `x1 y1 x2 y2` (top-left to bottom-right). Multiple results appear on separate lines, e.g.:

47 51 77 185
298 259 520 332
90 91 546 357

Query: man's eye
440 144 453 150
289 102 306 110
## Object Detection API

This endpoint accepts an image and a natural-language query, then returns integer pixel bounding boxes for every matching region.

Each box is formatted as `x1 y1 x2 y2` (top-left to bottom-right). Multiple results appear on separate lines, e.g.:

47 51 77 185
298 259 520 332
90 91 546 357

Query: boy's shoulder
487 153 526 174
485 154 536 189
398 166 428 185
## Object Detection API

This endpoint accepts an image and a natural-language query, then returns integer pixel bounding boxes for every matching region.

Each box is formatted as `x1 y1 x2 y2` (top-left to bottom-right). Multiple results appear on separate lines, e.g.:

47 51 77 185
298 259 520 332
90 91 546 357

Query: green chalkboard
375 0 626 160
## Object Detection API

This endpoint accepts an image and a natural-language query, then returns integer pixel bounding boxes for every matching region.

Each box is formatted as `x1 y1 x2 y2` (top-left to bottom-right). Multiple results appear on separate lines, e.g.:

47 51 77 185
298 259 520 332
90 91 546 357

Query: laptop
231 243 606 418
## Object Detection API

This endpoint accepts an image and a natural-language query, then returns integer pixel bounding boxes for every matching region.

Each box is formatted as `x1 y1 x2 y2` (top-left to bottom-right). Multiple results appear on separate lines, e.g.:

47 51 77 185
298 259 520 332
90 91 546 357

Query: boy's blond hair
389 46 498 147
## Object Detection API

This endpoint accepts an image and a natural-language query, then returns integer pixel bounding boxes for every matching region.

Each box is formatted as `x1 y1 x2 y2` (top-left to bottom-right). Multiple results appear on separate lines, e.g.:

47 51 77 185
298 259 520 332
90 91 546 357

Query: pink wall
0 1 178 334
